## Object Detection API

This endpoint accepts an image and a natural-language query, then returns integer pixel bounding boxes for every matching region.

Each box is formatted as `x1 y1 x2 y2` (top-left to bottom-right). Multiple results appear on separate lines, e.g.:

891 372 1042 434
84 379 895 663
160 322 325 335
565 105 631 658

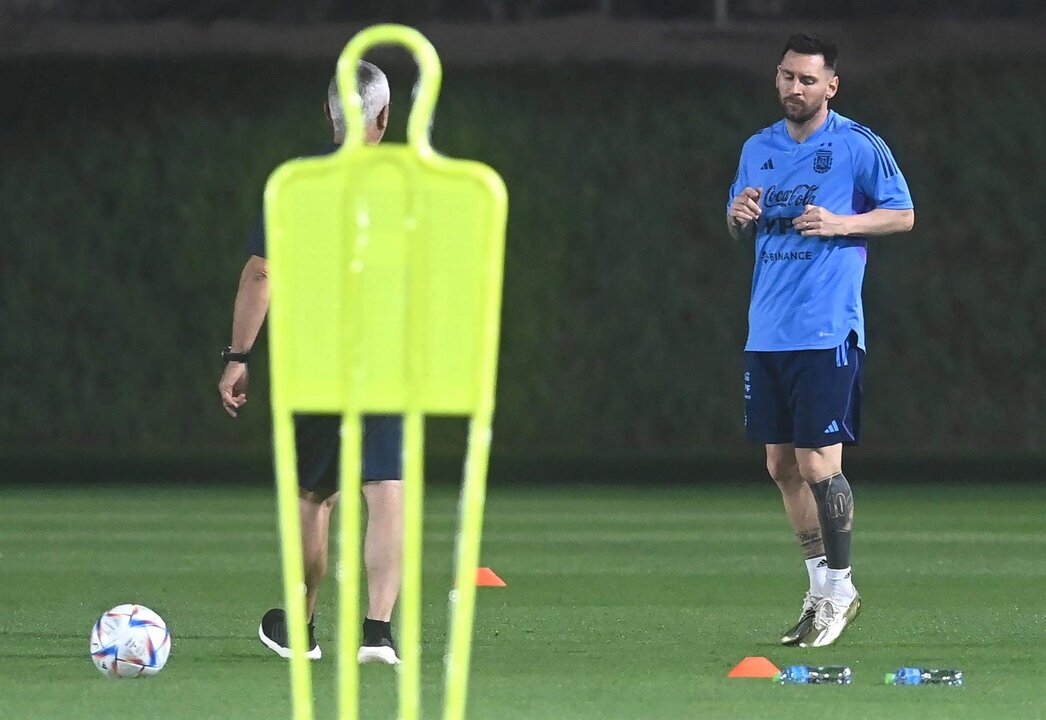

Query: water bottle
885 668 963 686
773 665 852 684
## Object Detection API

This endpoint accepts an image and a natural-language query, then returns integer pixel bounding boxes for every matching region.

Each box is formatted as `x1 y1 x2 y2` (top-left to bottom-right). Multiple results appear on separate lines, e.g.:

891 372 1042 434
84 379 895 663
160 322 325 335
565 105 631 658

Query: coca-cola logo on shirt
764 184 818 208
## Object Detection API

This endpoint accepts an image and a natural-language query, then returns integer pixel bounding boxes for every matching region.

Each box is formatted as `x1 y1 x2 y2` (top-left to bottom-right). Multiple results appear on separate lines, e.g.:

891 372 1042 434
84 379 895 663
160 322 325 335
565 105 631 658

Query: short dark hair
781 33 838 72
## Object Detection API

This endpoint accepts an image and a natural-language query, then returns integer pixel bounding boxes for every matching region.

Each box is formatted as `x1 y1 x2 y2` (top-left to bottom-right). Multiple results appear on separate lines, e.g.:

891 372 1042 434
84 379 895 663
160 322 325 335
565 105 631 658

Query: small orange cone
476 567 506 587
727 656 780 678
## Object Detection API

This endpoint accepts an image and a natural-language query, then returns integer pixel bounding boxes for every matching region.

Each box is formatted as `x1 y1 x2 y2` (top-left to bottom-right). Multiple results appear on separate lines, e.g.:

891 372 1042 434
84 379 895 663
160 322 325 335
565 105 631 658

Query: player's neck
785 106 830 144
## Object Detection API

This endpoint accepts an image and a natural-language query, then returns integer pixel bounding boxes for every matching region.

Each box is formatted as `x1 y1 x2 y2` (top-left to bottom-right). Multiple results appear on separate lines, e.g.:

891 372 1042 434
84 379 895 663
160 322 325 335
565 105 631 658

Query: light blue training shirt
727 110 913 352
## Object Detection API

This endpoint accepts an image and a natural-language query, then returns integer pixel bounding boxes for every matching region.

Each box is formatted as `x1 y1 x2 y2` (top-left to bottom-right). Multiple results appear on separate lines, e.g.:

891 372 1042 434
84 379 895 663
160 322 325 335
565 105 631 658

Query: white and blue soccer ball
89 604 171 678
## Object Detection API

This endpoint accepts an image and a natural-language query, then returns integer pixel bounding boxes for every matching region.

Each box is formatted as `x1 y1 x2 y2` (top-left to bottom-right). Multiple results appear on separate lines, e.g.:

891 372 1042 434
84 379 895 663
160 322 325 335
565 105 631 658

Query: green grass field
0 481 1042 719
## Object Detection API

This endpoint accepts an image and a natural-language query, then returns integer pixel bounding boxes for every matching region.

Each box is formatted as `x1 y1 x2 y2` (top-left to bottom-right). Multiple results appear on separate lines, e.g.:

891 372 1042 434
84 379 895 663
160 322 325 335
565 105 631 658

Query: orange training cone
727 656 780 678
476 567 506 587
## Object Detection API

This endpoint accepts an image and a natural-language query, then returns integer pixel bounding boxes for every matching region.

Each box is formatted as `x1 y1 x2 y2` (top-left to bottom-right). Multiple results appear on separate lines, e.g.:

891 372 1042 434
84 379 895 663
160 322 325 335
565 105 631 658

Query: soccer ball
89 604 171 678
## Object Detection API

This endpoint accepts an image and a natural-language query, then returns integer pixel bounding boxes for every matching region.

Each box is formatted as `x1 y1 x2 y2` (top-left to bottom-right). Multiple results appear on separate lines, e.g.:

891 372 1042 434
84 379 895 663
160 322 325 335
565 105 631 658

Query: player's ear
323 101 332 125
376 104 389 132
826 74 839 100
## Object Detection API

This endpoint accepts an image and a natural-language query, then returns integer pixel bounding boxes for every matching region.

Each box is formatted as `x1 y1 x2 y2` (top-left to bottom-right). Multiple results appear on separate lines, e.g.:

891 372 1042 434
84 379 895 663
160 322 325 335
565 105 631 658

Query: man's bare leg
766 443 826 555
362 480 403 621
766 443 827 581
358 480 403 664
795 444 853 599
299 488 339 620
795 443 861 647
257 488 335 659
766 443 829 644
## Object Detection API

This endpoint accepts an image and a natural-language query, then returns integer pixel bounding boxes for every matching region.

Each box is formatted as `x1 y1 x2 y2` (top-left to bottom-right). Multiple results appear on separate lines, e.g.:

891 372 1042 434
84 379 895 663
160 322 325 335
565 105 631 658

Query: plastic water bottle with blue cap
773 665 852 684
885 667 964 686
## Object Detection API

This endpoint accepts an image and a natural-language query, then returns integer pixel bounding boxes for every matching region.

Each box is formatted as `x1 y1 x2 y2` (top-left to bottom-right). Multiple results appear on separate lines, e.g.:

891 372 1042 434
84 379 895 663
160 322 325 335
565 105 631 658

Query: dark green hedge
2 57 1043 456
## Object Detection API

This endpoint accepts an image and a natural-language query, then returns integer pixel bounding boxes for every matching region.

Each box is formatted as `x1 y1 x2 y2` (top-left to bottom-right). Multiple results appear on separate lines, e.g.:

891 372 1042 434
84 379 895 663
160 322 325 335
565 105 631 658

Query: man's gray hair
327 60 390 137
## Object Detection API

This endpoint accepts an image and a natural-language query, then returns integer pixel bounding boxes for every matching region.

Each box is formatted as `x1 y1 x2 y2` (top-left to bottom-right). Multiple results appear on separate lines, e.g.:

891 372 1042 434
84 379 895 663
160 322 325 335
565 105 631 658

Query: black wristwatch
221 346 250 364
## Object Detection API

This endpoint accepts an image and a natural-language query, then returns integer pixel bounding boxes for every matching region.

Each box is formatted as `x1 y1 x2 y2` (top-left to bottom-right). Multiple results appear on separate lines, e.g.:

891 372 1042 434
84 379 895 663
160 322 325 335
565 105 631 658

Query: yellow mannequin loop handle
337 24 442 154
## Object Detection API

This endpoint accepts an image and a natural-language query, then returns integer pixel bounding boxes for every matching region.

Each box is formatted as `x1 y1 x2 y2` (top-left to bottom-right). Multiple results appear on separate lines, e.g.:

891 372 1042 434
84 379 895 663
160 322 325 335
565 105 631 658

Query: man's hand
729 186 763 227
794 204 849 238
218 362 249 418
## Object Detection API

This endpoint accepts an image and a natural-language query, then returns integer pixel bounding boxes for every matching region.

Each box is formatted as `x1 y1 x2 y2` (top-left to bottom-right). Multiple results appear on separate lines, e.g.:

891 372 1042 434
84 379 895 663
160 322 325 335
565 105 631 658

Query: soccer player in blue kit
727 33 914 647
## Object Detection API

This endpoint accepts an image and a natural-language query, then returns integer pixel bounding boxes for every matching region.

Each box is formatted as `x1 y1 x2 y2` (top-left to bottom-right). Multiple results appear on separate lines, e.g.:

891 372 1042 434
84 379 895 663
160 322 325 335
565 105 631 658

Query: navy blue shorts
293 414 403 492
744 331 863 448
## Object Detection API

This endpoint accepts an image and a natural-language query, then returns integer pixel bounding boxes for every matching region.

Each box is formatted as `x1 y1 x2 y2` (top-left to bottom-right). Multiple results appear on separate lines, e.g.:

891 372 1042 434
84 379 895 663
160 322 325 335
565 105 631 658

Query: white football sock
805 555 828 597
826 566 856 602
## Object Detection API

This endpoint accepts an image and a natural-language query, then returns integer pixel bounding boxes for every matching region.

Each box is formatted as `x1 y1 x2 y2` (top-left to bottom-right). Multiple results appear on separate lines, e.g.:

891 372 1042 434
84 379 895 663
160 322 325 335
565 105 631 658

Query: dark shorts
743 331 863 448
293 414 403 492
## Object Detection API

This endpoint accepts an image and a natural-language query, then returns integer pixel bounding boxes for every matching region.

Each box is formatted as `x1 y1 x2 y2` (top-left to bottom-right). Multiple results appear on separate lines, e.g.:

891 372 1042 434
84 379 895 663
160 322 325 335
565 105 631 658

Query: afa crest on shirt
813 145 833 174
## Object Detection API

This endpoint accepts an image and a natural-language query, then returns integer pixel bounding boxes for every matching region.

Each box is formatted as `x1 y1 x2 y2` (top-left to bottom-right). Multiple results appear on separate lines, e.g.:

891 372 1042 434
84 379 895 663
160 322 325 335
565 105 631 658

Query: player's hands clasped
218 363 249 418
793 204 848 237
729 186 763 226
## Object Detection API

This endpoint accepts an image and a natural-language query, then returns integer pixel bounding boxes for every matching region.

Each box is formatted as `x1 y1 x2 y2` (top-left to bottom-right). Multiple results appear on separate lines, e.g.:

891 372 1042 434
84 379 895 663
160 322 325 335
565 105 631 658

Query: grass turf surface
0 482 1042 719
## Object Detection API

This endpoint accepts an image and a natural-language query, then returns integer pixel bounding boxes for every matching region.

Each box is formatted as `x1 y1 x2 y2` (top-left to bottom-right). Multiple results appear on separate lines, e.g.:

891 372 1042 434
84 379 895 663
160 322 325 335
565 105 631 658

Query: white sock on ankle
805 555 828 596
826 566 856 602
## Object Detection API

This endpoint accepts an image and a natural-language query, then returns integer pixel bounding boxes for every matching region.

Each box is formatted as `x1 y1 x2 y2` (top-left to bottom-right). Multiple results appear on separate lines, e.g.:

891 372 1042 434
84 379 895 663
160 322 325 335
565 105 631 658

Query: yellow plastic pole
336 414 363 720
442 416 493 720
272 411 315 720
398 411 426 720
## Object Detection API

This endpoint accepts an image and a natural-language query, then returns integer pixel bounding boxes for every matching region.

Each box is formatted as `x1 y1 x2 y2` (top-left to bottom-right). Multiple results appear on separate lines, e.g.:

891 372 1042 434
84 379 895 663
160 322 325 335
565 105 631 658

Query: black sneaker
258 608 322 660
357 618 400 665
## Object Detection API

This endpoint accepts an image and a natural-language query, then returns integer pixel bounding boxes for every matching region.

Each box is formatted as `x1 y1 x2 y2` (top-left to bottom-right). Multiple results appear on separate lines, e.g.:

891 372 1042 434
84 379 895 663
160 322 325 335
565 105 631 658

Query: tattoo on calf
797 528 825 559
810 472 854 569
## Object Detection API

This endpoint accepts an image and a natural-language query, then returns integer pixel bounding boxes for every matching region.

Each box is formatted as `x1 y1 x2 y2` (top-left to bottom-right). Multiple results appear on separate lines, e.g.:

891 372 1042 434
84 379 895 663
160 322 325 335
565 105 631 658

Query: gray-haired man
218 60 402 665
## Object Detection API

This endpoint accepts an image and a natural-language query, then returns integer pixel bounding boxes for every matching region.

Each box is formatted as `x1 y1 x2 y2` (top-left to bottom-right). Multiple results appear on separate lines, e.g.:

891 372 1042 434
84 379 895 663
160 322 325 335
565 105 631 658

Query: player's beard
780 95 819 124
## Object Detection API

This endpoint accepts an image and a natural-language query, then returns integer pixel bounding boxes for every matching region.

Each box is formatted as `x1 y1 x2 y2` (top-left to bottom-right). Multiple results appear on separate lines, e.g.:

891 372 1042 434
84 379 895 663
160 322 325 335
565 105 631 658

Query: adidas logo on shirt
824 420 840 434
760 158 774 170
